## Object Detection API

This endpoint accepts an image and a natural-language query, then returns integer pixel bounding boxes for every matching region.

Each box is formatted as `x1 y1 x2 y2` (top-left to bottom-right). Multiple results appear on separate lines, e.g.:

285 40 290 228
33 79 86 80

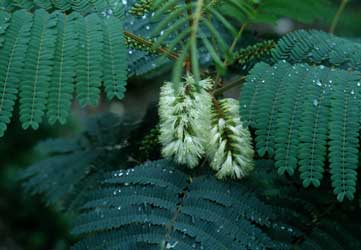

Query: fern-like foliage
272 30 361 70
18 113 134 210
251 160 361 250
240 61 361 201
150 0 256 81
147 0 333 81
129 0 152 16
18 113 361 249
0 9 127 136
235 39 276 70
72 159 288 250
0 0 124 17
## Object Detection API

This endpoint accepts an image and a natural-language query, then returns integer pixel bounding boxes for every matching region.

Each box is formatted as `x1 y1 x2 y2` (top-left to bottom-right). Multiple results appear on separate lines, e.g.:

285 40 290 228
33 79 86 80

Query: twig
215 23 248 83
329 0 349 34
212 76 246 96
124 31 179 60
184 0 194 72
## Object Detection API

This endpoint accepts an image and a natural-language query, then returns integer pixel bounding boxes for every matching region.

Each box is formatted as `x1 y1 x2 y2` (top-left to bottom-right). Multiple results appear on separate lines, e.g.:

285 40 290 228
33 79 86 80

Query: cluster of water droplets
101 8 113 18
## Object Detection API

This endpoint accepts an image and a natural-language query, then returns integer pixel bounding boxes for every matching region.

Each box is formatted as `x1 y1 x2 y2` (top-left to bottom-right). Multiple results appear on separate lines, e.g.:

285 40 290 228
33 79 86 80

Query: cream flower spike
207 98 254 179
158 75 213 168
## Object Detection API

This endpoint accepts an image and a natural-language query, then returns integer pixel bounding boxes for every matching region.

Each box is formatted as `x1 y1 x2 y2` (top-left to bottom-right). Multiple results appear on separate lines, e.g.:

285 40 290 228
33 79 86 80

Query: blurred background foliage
1 0 361 249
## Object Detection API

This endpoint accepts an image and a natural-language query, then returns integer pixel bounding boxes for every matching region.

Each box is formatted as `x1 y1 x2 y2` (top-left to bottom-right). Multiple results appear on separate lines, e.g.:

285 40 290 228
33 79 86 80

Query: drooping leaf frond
0 10 32 136
18 113 361 249
76 13 104 107
18 113 134 210
19 9 58 130
240 61 361 201
0 10 127 136
272 30 361 70
1 0 124 17
47 12 78 125
250 160 361 250
71 159 287 250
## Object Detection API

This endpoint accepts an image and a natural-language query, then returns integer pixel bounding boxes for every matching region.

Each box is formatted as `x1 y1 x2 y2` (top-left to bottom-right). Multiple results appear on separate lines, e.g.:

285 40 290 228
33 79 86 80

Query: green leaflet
76 13 103 107
298 68 330 188
274 64 309 175
0 11 11 48
0 10 32 136
102 16 127 100
20 9 58 129
329 71 360 201
47 12 78 125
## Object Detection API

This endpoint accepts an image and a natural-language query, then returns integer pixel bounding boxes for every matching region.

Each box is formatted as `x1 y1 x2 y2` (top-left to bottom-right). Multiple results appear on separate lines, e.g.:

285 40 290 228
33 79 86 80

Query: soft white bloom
159 75 213 168
207 98 254 179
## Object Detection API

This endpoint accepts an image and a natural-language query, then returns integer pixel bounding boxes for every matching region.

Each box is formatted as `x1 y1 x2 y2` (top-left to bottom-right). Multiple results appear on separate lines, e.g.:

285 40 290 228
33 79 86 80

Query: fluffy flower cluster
158 75 212 168
207 98 254 179
159 76 254 179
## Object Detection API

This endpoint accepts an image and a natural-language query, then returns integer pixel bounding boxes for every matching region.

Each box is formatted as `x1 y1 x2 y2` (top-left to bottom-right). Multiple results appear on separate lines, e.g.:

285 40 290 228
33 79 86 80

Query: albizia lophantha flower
158 75 213 168
207 98 254 179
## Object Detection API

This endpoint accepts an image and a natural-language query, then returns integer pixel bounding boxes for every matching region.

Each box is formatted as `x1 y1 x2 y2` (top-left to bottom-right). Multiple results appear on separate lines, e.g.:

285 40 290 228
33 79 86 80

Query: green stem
329 0 349 34
190 0 204 81
212 76 246 96
228 23 247 62
215 23 247 84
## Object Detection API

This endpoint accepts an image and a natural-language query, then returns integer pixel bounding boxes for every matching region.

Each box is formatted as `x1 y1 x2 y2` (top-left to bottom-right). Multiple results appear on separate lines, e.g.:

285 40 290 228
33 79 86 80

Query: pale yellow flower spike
207 98 255 179
158 75 213 168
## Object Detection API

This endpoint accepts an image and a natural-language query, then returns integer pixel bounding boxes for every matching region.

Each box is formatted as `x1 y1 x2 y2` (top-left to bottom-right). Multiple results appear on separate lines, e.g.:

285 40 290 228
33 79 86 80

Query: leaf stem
212 76 246 96
329 0 349 34
185 0 193 72
215 23 248 83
